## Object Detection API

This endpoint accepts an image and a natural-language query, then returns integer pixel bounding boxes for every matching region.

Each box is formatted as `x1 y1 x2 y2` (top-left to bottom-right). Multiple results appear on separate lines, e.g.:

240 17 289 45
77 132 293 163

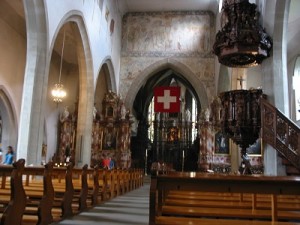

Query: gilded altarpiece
198 98 231 173
56 107 77 164
91 91 132 168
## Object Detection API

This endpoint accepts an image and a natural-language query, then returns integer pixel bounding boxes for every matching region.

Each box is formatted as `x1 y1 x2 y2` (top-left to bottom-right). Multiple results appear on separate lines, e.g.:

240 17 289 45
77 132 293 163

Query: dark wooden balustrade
261 98 300 170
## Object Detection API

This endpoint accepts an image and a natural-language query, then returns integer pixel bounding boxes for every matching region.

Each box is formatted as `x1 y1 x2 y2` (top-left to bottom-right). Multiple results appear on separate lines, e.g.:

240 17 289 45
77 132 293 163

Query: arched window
293 56 300 121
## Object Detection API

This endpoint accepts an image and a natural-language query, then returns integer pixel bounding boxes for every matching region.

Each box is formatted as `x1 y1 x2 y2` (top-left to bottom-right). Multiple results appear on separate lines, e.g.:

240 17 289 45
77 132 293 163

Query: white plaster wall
0 19 26 126
247 66 262 89
45 0 122 92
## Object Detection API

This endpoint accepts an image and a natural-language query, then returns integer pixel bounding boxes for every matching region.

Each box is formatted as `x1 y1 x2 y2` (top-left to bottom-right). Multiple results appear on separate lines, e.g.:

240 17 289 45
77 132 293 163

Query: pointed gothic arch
46 13 94 166
0 86 18 154
95 58 117 114
125 58 209 112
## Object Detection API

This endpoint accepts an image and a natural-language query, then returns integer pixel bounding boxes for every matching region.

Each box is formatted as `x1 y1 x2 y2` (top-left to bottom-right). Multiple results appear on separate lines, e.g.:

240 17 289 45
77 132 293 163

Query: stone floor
52 177 150 225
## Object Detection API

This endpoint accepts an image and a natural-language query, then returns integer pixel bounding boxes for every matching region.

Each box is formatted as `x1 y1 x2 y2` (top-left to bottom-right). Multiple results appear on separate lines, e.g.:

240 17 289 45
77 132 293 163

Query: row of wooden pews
0 159 144 225
149 171 300 225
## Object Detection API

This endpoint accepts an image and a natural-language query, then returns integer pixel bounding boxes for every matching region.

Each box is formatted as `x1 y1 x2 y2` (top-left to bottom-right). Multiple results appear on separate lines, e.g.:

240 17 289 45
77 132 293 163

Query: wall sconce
51 28 67 103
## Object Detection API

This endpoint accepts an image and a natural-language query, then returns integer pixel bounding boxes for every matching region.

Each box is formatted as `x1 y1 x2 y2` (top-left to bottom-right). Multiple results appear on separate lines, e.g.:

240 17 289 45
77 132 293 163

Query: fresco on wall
122 11 213 57
120 11 216 105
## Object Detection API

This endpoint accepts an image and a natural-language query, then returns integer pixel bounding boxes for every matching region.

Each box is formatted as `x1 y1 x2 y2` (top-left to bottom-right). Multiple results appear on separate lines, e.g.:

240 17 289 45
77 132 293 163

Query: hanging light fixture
213 0 272 68
51 29 67 103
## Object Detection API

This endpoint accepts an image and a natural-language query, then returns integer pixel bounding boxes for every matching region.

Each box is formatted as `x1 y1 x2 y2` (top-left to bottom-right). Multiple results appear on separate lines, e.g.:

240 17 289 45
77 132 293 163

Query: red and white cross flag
154 86 180 113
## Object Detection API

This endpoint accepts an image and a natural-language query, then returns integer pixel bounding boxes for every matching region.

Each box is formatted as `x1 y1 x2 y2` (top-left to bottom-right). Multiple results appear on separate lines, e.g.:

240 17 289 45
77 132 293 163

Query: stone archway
124 58 209 171
0 87 18 154
125 58 209 111
45 14 94 166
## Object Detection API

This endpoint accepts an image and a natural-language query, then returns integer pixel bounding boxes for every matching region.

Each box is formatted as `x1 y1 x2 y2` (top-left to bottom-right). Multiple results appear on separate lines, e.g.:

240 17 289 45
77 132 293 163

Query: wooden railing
261 98 300 170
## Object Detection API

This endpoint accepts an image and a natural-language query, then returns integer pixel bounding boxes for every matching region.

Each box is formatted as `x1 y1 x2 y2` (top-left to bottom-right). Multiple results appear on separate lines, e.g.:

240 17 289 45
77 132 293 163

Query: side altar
55 91 132 168
90 91 132 168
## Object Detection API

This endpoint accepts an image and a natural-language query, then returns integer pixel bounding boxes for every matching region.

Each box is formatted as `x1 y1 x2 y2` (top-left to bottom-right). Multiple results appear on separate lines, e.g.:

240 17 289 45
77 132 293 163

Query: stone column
17 0 48 165
261 0 289 175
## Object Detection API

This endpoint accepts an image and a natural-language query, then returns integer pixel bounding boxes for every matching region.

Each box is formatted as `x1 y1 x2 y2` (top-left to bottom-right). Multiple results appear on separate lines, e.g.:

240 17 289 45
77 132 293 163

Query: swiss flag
154 86 180 113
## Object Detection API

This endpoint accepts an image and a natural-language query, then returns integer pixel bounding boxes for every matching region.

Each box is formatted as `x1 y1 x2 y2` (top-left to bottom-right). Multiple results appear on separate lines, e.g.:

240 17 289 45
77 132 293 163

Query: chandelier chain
58 29 66 84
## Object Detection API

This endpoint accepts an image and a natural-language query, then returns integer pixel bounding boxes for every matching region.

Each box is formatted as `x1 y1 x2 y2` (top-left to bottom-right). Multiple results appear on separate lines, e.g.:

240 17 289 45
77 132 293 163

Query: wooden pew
1 161 56 225
135 169 142 188
52 163 74 219
103 169 115 200
165 191 300 211
0 160 143 225
22 162 54 225
0 164 13 210
23 163 90 223
52 164 98 217
88 166 107 205
0 159 26 225
77 164 88 211
88 166 100 206
119 169 129 194
149 172 300 225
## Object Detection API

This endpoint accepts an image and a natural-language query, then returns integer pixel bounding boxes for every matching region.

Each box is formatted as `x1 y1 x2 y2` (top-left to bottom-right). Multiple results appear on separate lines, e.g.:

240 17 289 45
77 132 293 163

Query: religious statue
205 107 210 122
155 112 160 121
210 96 222 126
93 104 97 120
120 102 127 120
185 108 191 121
60 106 70 123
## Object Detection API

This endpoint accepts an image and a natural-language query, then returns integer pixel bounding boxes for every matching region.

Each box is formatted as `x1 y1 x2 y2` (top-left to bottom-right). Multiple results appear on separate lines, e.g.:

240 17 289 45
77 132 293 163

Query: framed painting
215 131 230 155
247 138 262 156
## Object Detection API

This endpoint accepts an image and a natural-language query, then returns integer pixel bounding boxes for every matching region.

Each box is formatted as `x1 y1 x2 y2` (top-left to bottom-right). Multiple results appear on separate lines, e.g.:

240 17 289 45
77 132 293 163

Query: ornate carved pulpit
219 89 266 168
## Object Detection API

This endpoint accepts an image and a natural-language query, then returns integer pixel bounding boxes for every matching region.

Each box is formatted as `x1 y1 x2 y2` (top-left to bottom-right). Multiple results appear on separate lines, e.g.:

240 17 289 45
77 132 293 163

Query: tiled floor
52 178 150 225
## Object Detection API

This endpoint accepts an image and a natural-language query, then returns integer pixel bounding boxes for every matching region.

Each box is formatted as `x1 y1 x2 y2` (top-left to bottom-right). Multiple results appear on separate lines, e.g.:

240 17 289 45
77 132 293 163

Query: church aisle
52 178 150 225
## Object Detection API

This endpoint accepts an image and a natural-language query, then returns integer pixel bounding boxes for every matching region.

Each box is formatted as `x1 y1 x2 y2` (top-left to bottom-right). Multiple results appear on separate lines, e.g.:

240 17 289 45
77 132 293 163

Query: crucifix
237 76 245 89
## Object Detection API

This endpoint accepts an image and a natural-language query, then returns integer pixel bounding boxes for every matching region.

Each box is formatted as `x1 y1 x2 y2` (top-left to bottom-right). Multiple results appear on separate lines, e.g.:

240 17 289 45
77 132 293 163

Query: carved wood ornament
213 0 272 67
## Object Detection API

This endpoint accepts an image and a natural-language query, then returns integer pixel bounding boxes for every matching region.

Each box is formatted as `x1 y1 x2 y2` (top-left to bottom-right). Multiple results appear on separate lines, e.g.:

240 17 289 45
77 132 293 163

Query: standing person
109 157 115 169
0 149 2 162
3 146 14 165
102 156 111 169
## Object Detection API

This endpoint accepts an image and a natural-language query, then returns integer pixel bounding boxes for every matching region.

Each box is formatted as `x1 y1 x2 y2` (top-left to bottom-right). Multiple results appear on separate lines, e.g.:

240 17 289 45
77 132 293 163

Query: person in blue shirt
109 157 115 169
3 146 14 165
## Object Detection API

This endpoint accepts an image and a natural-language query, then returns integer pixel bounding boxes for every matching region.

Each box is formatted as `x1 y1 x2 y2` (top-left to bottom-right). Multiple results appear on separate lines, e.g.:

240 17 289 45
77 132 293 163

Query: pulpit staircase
260 98 300 175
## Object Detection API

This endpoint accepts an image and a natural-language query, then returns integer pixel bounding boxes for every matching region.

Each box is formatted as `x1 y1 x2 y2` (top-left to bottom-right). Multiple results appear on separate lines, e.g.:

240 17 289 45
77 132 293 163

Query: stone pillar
261 1 290 175
261 0 289 175
17 1 47 165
